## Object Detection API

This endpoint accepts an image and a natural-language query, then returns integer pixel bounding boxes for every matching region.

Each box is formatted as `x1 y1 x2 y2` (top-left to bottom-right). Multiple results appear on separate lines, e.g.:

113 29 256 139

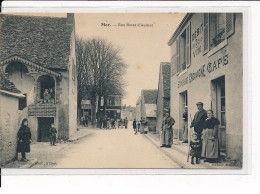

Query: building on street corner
0 13 78 142
168 13 243 162
156 62 171 134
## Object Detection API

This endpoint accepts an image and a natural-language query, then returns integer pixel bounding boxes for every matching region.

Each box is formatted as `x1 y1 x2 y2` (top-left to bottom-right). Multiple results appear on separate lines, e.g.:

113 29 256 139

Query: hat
164 108 170 113
184 105 188 108
196 102 203 105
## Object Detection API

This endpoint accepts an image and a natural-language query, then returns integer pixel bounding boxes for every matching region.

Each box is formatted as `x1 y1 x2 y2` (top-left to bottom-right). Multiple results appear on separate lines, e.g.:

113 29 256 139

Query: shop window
204 13 235 55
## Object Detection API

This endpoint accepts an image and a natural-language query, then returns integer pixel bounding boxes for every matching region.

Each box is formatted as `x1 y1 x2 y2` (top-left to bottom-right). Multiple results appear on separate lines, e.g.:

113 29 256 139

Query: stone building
168 13 243 162
156 62 171 134
0 13 77 142
0 69 25 166
140 89 158 131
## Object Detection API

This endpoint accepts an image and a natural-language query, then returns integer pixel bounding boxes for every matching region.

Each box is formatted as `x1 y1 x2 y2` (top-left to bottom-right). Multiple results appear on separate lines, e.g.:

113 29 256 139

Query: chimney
67 13 75 25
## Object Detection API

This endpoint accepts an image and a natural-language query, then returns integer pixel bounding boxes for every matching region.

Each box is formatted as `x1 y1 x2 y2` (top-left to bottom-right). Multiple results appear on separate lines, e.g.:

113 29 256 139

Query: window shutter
171 55 177 76
176 37 180 74
186 22 191 68
203 13 209 55
226 13 235 38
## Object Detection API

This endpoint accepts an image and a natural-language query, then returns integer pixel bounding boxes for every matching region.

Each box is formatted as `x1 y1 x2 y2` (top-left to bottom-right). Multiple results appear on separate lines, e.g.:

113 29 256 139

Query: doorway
211 76 226 153
179 91 188 140
38 117 54 142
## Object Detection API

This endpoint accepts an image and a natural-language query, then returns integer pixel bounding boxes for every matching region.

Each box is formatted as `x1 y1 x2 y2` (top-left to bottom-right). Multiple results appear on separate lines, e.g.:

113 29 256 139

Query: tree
76 37 127 125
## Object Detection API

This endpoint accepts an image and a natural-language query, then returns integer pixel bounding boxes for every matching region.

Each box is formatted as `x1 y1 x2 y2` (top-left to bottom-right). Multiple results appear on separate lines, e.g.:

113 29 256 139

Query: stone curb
19 158 38 168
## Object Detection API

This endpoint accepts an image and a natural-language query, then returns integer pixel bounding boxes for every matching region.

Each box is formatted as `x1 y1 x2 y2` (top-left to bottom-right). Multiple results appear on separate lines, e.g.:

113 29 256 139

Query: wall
170 13 243 161
156 67 164 133
0 93 19 166
68 17 78 138
7 70 35 106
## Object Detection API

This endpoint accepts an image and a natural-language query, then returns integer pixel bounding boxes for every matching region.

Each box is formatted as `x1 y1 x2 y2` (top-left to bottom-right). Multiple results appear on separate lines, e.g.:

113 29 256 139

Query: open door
211 76 226 153
38 117 54 142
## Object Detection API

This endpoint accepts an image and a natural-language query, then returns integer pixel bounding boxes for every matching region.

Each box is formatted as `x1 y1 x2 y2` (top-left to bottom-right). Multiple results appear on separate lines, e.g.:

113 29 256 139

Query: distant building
156 62 171 134
168 13 243 162
0 13 77 142
141 90 158 131
121 105 136 121
135 96 141 121
100 94 122 119
0 68 25 166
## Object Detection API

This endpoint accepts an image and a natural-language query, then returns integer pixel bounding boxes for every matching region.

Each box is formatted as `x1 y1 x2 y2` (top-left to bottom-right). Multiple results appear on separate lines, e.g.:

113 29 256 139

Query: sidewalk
3 127 93 168
145 132 242 169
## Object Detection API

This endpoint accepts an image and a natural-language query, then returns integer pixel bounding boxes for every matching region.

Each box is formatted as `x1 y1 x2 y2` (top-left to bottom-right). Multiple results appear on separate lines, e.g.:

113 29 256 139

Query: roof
168 13 192 46
0 14 73 70
161 62 171 98
0 68 21 94
142 89 158 104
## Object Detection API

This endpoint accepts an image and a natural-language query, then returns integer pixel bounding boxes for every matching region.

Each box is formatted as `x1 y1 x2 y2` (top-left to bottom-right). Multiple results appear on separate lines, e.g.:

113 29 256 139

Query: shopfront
169 13 243 162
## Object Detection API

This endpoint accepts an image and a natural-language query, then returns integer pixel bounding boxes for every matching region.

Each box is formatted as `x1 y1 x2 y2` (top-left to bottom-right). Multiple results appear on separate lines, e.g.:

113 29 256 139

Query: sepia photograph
0 12 244 170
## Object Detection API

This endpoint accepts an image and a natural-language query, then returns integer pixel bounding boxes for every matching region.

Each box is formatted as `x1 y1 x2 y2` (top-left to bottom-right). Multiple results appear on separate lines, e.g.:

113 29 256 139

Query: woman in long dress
160 112 175 148
201 110 220 163
17 118 32 162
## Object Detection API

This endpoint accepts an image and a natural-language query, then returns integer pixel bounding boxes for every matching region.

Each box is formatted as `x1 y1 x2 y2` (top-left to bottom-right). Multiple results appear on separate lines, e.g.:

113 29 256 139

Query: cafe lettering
178 54 229 88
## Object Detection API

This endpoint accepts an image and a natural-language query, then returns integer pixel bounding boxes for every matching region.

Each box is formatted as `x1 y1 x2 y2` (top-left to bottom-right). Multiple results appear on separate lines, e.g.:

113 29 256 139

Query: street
31 127 179 168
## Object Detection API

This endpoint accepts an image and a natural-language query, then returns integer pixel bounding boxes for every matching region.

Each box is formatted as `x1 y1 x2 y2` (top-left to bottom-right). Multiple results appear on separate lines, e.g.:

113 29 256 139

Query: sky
75 13 185 106
11 12 185 106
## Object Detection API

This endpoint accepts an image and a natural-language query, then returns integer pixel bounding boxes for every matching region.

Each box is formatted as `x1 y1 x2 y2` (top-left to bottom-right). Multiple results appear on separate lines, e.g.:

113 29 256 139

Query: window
176 23 191 75
209 13 226 50
180 30 187 72
19 93 27 110
204 13 235 54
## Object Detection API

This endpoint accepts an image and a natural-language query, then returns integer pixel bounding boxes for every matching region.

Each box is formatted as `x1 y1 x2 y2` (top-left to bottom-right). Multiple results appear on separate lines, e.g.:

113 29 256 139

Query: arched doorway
37 75 55 103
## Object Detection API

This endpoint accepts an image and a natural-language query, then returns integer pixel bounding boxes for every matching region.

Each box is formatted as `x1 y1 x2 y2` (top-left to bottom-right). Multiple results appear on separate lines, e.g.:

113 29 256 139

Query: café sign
178 54 229 88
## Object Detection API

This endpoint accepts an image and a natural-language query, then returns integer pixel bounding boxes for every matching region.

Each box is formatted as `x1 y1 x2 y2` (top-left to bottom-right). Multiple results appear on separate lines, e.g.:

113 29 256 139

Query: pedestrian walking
124 117 128 129
160 111 175 148
17 118 32 162
133 119 137 134
49 123 57 146
201 110 220 163
190 102 207 140
85 115 89 127
137 121 141 132
182 106 188 143
189 133 202 164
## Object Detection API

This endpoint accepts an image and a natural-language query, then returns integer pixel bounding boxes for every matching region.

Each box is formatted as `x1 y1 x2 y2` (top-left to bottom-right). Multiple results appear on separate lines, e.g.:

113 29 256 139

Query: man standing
160 110 175 148
190 102 207 140
124 117 128 129
133 119 137 134
182 106 188 143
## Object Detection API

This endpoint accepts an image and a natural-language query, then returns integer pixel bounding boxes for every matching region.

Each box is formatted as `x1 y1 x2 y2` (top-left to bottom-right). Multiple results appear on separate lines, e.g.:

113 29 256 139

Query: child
49 123 57 146
189 133 201 165
43 89 49 103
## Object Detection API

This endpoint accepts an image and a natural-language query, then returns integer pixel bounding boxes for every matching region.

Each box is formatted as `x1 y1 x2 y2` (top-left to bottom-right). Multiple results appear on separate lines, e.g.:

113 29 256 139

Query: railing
28 103 56 116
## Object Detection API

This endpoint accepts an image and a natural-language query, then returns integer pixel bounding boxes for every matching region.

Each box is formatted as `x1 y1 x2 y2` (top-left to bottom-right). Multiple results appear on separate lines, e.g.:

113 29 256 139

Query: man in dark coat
49 123 57 146
133 119 137 134
190 102 207 140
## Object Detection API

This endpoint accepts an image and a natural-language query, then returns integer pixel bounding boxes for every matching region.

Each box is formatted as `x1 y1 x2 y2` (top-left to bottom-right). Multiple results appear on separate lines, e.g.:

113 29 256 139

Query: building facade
156 62 171 134
141 90 158 131
0 13 77 142
168 13 243 162
100 94 122 119
0 69 25 166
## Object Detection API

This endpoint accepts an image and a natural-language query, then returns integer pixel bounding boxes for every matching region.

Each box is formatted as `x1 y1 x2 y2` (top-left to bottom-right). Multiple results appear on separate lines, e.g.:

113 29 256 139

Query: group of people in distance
159 102 221 165
98 116 129 129
132 119 148 135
